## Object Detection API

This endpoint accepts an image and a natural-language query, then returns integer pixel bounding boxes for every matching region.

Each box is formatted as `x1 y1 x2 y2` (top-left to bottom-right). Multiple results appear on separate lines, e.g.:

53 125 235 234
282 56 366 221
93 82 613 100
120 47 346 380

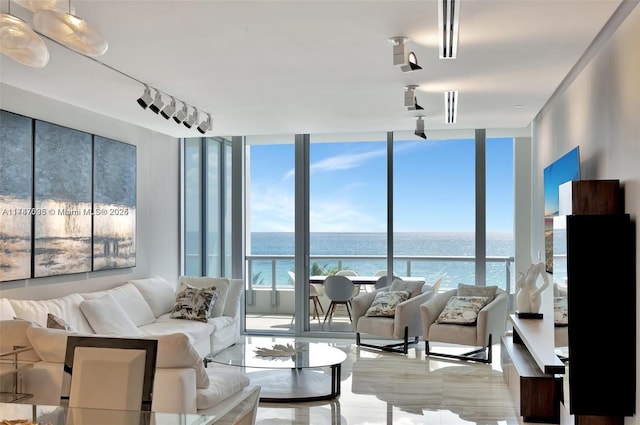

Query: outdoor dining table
308 275 425 286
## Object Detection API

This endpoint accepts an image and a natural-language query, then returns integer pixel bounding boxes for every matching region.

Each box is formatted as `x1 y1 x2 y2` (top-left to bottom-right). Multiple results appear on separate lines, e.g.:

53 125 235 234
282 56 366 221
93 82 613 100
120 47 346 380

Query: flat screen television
543 146 581 274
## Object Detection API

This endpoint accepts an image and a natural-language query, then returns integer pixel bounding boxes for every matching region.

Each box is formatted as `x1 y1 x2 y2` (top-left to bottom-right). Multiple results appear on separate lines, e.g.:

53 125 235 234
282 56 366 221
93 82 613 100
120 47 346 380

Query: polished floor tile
249 337 543 425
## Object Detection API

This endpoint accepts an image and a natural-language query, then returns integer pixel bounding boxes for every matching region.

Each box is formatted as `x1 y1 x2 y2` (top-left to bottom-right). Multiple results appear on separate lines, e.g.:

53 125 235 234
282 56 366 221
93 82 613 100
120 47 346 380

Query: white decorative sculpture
516 262 550 314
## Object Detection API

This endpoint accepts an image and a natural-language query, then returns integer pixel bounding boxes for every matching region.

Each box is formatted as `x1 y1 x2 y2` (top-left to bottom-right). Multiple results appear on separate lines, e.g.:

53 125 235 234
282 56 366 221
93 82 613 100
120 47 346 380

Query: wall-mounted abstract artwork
0 111 33 281
93 136 137 270
34 120 93 277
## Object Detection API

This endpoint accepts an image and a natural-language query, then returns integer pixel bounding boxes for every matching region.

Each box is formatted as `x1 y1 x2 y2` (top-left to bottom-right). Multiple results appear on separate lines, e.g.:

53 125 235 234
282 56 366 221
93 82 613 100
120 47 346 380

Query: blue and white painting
0 111 33 282
34 120 93 277
93 136 136 270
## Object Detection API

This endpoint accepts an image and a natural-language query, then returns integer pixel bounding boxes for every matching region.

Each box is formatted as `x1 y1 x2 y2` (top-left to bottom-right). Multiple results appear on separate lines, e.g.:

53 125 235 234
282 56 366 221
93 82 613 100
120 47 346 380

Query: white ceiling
0 0 623 139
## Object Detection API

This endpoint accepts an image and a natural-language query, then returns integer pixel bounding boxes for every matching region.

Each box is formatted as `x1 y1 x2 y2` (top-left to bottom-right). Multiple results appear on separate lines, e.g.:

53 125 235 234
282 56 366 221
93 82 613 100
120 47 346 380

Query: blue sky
249 137 514 233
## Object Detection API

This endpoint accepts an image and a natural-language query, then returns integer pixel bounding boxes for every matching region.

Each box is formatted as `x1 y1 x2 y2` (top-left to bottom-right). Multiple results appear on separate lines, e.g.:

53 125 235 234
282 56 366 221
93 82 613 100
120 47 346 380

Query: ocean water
248 232 515 291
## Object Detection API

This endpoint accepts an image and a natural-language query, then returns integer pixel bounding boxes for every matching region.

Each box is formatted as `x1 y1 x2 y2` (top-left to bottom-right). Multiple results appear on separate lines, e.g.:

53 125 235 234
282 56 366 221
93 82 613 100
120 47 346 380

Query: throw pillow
436 296 489 325
457 283 498 303
47 313 75 331
365 290 411 317
389 278 424 298
554 296 568 326
79 293 143 336
178 277 229 318
128 276 177 318
170 285 218 323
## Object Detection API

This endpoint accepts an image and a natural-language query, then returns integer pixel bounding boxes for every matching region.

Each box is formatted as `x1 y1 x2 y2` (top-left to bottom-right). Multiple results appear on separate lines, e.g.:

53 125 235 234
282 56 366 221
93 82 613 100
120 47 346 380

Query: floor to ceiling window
244 135 296 334
182 136 232 277
308 133 388 332
183 131 516 336
392 135 477 291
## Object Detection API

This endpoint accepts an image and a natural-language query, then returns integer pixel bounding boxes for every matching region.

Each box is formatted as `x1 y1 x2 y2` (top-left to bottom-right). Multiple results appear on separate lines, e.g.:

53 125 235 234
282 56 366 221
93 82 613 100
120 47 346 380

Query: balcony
245 254 514 333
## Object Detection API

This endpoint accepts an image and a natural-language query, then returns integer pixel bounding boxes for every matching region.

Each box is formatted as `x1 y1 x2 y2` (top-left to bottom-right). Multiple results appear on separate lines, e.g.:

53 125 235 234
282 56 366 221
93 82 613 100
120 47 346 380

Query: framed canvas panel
93 136 136 270
34 120 92 277
0 111 33 282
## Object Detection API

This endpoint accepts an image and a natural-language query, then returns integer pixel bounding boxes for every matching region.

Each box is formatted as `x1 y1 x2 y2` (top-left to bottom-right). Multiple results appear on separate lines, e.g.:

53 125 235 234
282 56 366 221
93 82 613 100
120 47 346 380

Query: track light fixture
414 116 427 140
438 0 460 59
445 90 458 124
173 102 188 124
183 108 198 129
137 85 153 109
197 113 212 135
160 97 176 120
404 85 423 111
135 84 212 133
149 90 165 114
389 36 422 73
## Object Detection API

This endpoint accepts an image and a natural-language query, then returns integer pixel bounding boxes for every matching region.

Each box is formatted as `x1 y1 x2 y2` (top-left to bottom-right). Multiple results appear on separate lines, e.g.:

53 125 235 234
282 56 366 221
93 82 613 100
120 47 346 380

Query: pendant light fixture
12 0 75 13
33 0 108 57
0 12 49 67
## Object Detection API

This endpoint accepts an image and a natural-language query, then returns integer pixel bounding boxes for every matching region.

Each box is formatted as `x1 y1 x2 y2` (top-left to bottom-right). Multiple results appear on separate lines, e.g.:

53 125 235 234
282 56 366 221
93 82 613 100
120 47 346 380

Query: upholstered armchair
352 278 436 354
420 285 507 363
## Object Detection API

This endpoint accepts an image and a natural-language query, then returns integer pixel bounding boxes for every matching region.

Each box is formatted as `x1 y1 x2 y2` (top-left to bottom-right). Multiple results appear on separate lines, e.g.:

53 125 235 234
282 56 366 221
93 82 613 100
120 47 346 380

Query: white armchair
420 286 507 363
352 279 435 354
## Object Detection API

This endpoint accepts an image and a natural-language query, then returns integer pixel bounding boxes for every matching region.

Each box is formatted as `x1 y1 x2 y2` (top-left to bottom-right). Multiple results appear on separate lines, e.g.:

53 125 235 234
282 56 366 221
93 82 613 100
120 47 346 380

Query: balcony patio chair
322 275 355 328
336 269 361 298
62 336 158 412
420 285 508 363
289 271 324 323
352 277 435 354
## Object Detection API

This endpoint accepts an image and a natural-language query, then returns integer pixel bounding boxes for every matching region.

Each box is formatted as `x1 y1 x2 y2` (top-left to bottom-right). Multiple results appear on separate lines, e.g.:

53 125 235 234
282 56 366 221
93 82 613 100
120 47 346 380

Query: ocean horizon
245 232 516 291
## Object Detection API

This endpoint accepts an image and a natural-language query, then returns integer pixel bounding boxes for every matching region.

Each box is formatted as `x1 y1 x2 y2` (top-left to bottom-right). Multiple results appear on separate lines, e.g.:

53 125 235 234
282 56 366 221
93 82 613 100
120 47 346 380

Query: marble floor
247 336 570 425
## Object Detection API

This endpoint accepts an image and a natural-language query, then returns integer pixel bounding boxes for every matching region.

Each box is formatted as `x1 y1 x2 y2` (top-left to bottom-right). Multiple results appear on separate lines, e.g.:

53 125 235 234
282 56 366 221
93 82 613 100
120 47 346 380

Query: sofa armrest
152 367 198 413
351 291 378 330
419 289 457 338
393 289 434 339
475 291 508 346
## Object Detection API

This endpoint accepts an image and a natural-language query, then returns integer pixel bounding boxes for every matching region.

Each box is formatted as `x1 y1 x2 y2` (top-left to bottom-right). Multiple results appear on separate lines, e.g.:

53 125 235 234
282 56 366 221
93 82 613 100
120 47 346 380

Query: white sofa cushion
138 314 214 346
197 367 250 410
25 327 210 390
9 294 93 333
80 294 143 336
178 277 229 318
0 298 17 320
223 280 243 318
128 276 177 318
26 326 75 363
102 283 156 327
0 320 41 362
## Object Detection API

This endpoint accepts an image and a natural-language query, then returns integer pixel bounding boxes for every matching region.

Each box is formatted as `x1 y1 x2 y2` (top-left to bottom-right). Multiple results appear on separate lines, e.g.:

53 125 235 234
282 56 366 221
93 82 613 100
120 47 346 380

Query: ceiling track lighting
414 116 427 140
438 0 460 59
404 85 423 111
445 90 458 124
197 113 212 135
135 84 212 133
160 97 176 120
149 90 165 114
389 36 422 73
183 108 198 129
136 85 153 109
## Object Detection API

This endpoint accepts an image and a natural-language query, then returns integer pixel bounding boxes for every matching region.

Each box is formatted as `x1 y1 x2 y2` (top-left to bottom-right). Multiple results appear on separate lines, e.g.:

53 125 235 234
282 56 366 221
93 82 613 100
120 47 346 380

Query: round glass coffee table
205 337 347 402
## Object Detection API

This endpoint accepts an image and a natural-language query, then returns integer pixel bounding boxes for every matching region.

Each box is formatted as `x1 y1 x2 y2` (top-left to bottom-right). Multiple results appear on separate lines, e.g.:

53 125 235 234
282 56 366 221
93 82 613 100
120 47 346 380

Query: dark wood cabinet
562 180 635 423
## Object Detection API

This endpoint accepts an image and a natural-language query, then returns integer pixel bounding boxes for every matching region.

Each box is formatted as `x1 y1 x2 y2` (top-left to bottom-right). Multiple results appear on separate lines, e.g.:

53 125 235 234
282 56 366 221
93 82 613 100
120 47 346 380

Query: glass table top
206 336 347 369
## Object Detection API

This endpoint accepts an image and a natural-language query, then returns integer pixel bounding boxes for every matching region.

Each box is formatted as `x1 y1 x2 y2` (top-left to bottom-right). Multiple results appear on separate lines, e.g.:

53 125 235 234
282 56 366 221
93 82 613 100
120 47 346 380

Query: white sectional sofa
0 276 253 414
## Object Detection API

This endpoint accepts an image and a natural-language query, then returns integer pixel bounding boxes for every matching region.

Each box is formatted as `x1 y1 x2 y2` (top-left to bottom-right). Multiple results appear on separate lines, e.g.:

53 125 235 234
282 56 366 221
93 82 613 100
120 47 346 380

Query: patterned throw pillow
436 296 489 325
46 313 75 331
169 285 218 322
365 290 411 317
554 296 568 326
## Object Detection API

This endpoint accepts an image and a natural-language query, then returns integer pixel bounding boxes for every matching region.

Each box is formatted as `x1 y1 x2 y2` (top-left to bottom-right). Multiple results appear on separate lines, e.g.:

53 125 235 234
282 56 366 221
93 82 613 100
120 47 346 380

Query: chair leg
356 326 417 354
425 334 493 364
323 302 335 327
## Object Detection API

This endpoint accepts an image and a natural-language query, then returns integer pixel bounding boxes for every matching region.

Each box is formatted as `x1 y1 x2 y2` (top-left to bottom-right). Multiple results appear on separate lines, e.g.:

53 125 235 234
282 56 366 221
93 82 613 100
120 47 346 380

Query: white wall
531 3 640 423
0 84 180 299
